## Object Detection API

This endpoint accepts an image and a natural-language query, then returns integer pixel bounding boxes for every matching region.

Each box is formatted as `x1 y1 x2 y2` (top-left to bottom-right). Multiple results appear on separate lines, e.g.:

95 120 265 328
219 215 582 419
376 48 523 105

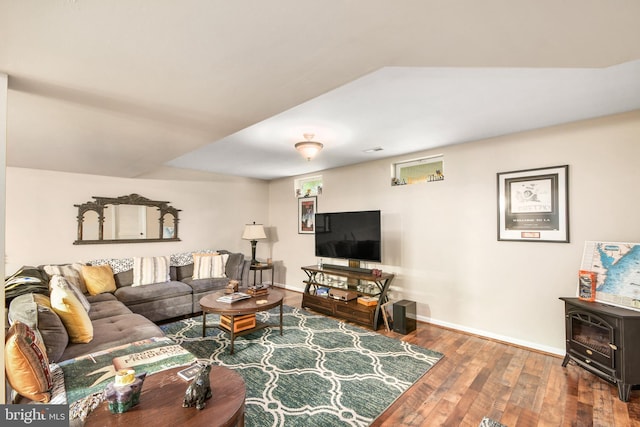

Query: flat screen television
314 210 381 263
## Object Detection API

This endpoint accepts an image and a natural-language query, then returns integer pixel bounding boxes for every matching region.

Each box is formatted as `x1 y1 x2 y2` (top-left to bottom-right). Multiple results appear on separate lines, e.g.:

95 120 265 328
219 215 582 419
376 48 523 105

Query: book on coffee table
216 292 251 303
177 364 203 381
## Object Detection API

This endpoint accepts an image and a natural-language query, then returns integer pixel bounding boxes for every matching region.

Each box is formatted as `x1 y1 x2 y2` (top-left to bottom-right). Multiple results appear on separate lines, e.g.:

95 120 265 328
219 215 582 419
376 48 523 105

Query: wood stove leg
618 382 631 402
561 354 570 367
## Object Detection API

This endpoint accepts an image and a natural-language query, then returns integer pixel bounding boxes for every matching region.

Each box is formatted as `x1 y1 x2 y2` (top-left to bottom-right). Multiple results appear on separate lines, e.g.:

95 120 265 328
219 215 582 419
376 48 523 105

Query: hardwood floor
280 288 640 426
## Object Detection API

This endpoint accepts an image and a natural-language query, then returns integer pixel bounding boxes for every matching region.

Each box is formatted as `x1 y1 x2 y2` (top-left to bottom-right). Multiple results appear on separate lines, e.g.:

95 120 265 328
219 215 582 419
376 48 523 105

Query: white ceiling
2 1 640 181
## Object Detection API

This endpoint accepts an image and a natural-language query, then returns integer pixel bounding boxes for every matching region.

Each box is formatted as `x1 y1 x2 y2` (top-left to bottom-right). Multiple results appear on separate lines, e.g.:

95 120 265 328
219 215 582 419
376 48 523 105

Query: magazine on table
216 292 251 303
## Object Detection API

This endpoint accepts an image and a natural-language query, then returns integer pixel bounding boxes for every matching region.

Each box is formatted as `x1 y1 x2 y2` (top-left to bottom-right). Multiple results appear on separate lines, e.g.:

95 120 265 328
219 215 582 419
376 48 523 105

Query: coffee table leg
279 301 283 336
202 311 206 337
230 315 235 355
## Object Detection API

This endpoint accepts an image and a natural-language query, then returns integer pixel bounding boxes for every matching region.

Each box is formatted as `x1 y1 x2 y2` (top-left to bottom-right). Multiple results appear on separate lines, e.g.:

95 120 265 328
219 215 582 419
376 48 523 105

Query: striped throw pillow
192 253 229 279
132 256 170 286
43 263 87 294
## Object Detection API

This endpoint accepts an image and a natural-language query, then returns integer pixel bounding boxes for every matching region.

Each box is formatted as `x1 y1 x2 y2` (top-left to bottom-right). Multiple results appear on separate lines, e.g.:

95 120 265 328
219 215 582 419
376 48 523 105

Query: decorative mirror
74 193 181 245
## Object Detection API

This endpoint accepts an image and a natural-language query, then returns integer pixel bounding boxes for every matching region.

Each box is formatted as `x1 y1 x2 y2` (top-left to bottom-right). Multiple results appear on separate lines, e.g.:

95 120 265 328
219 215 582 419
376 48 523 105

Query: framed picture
497 165 569 242
298 196 317 234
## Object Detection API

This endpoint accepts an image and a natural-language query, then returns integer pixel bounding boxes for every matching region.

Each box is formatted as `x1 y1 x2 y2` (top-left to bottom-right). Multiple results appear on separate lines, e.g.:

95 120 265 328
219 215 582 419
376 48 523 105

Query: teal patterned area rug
160 305 443 427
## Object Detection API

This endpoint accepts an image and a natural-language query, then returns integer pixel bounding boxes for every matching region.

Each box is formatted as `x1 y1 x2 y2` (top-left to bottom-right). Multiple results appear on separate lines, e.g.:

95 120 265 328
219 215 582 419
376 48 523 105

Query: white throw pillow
132 256 170 286
192 253 229 279
49 275 91 313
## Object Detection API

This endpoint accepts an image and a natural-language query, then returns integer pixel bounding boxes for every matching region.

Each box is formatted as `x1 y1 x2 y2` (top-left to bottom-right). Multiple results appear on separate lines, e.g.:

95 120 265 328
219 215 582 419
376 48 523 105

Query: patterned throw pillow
49 275 91 313
43 263 87 294
192 253 229 279
132 256 170 286
81 264 117 295
4 322 53 402
50 281 94 343
8 293 70 363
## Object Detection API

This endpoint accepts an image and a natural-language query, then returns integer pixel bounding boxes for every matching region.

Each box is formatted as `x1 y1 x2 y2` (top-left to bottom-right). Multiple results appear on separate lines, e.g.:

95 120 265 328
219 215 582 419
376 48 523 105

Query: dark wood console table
85 365 245 426
301 265 394 330
560 297 640 402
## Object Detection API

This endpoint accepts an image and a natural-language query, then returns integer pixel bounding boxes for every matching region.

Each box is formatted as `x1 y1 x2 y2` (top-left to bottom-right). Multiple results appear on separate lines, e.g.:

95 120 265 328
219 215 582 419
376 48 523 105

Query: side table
249 262 274 287
84 365 245 427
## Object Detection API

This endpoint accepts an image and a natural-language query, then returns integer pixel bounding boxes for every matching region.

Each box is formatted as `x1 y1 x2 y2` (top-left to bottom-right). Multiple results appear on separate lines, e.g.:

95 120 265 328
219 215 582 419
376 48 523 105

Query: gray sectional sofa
5 249 249 404
109 250 248 321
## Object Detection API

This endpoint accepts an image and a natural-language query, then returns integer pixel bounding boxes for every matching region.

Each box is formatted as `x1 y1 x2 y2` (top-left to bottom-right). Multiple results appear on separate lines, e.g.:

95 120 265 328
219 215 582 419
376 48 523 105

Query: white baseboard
421 315 565 357
272 283 565 356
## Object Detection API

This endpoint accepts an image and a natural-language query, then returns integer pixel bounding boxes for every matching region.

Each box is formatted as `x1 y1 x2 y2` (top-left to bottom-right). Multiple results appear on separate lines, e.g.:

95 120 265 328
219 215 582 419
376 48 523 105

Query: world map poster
580 241 640 311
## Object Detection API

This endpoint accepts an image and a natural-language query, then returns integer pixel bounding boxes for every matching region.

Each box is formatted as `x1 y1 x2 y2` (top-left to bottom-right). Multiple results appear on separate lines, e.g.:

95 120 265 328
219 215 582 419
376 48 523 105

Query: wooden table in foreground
200 288 284 354
84 365 245 427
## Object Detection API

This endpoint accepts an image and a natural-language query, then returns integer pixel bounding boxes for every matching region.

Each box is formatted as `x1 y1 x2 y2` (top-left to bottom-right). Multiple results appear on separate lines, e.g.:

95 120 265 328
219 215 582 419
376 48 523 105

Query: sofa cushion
81 264 117 295
193 252 229 279
224 252 245 280
132 256 170 286
186 277 230 294
115 280 192 306
60 313 165 362
50 280 94 344
50 274 91 312
42 263 87 294
114 269 134 288
5 322 53 402
86 292 118 303
172 251 245 281
88 299 133 320
8 293 69 363
174 263 193 281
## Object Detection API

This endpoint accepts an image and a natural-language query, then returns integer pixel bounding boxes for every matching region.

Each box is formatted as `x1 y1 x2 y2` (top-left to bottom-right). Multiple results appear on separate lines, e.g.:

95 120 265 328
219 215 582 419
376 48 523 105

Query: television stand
301 265 394 330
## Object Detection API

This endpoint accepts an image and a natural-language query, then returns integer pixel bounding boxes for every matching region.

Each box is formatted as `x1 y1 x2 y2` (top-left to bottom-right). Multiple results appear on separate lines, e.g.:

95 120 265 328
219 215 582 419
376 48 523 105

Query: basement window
391 155 444 186
295 175 323 197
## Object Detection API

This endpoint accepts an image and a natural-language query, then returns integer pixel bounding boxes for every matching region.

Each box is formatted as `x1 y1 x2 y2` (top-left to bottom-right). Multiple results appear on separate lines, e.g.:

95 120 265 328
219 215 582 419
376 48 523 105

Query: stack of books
357 296 378 306
216 292 251 303
247 287 269 297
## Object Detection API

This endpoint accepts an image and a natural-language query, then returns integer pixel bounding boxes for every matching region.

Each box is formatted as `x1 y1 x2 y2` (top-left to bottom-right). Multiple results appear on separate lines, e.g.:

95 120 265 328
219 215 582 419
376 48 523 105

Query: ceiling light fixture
295 133 323 161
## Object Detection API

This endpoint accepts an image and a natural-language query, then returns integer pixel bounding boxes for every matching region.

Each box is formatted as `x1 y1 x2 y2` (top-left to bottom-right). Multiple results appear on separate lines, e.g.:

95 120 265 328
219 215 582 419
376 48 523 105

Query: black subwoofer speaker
392 300 416 334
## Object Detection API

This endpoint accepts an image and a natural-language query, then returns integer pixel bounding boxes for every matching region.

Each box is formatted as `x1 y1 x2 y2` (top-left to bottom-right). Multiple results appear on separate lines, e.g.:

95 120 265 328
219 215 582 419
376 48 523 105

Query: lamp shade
242 223 267 240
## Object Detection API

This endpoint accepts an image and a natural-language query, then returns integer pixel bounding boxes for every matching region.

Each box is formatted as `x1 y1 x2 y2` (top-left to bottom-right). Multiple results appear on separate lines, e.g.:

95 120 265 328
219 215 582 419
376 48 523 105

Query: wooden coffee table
84 365 245 427
200 288 284 354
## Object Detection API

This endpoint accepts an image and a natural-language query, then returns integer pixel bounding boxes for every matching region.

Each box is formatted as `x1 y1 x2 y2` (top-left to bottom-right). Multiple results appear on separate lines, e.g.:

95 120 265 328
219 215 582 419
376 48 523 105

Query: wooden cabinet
301 265 394 330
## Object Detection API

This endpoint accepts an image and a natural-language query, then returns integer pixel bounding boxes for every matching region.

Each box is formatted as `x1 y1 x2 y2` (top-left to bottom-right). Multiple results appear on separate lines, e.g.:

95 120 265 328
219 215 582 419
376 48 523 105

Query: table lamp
242 222 267 265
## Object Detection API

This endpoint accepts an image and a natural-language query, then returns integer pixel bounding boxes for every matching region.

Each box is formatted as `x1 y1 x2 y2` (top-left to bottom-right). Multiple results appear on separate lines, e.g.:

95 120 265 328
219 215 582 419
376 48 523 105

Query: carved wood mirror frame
74 193 181 245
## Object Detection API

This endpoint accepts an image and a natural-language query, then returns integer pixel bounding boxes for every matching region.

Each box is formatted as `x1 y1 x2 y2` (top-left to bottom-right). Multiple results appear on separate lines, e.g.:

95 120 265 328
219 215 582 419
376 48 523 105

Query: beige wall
4 110 639 357
268 110 640 354
5 169 269 274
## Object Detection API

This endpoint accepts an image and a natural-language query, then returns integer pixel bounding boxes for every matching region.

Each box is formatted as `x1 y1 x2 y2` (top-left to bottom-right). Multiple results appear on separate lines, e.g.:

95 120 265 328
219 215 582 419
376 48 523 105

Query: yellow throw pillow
82 264 117 295
50 281 94 343
4 322 53 402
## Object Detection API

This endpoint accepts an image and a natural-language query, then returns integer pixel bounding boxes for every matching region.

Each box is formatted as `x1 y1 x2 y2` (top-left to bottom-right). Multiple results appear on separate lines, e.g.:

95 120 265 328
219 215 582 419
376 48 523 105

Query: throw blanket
58 337 195 404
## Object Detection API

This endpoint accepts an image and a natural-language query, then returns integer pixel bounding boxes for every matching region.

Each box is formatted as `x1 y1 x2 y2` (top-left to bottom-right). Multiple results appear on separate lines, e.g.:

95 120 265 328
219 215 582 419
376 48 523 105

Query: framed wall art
298 196 317 234
497 165 569 242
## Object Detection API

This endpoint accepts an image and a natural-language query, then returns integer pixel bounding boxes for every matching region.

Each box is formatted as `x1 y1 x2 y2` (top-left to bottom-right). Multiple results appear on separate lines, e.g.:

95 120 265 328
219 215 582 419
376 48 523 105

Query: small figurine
104 369 147 414
225 280 239 294
182 364 212 410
